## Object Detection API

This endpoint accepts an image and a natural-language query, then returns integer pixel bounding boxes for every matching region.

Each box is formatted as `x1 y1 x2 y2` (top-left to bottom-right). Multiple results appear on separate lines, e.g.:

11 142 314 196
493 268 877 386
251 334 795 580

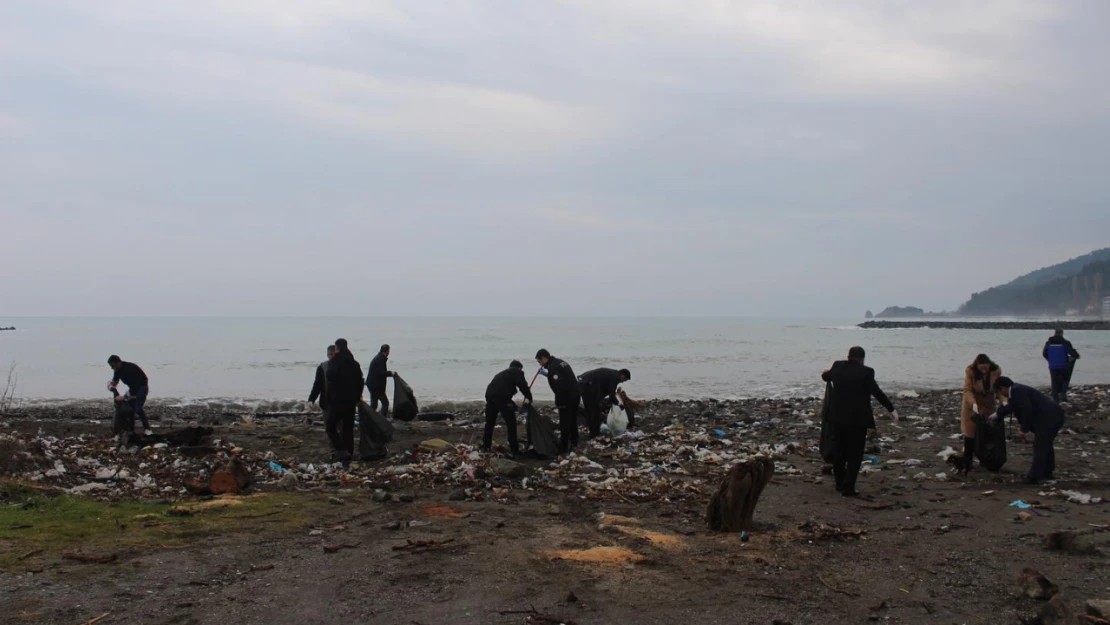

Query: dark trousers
483 398 520 455
370 388 390 417
580 385 604 438
326 403 356 460
1029 425 1060 482
1049 369 1068 402
832 425 868 493
557 402 580 453
131 385 150 430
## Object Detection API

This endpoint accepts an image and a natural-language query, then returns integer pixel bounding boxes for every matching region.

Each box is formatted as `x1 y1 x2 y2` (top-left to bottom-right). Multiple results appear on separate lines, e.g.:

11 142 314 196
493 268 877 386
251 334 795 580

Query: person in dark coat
994 377 1066 484
366 344 394 417
108 355 153 436
483 360 534 456
308 345 336 411
325 338 364 465
821 347 898 497
536 349 581 454
1042 330 1080 403
578 368 631 437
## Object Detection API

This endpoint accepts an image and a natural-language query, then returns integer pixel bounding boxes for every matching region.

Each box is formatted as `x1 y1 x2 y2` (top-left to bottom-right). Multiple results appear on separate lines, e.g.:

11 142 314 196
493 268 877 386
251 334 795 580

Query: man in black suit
821 346 899 497
483 360 534 456
535 349 581 454
308 344 336 411
993 377 1066 484
325 338 365 466
366 344 394 417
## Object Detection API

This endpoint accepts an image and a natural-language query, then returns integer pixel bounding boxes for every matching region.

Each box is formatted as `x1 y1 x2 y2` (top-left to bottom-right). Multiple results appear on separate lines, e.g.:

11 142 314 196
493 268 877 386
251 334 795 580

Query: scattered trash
1060 490 1103 505
1010 500 1033 510
1017 568 1059 600
268 461 285 473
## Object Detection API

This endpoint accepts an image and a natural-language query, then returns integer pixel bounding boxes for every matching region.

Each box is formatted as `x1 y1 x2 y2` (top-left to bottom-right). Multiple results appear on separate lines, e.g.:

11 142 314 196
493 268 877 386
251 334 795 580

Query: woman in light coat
960 354 1001 472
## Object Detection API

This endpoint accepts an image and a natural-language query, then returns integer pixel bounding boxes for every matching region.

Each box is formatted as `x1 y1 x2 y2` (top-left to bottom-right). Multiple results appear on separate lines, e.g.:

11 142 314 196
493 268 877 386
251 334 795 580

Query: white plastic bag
606 387 629 436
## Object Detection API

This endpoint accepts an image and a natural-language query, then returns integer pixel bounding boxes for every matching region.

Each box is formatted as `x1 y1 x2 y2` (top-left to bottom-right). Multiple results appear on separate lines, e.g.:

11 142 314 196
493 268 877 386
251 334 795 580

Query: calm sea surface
1 317 1107 406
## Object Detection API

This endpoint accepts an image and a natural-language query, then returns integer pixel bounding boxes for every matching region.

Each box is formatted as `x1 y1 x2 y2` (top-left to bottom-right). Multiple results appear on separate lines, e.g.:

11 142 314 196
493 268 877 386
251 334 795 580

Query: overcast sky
2 1 1108 317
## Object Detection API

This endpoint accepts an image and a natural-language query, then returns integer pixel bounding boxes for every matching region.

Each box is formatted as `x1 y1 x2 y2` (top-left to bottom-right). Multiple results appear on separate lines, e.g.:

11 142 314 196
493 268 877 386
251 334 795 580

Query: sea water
1 317 1107 406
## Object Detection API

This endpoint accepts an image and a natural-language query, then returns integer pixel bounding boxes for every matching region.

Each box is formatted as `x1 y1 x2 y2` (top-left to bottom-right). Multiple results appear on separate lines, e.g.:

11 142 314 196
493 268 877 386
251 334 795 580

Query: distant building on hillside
1103 296 1110 319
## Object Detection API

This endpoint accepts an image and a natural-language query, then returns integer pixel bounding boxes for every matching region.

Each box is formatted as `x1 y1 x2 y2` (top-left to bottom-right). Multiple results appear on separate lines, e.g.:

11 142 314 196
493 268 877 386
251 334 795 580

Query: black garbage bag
973 413 1007 472
110 389 135 435
818 382 838 464
358 400 394 460
522 404 559 459
392 374 419 422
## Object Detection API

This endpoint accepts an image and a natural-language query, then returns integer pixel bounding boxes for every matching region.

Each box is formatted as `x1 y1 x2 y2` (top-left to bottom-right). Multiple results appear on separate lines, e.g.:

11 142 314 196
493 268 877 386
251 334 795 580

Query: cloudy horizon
2 1 1108 317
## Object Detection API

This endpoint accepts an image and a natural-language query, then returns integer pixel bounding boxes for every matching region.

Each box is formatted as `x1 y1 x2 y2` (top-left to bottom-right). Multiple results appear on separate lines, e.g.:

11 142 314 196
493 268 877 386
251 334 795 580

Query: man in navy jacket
1043 330 1080 403
994 377 1066 484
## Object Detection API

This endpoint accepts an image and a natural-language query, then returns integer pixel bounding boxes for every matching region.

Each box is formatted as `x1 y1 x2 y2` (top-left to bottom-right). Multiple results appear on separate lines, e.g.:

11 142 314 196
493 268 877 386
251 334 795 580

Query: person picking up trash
107 355 153 436
535 349 581 454
578 367 631 437
325 338 365 467
957 354 1001 475
366 344 395 417
992 376 1065 485
483 360 534 457
820 346 898 498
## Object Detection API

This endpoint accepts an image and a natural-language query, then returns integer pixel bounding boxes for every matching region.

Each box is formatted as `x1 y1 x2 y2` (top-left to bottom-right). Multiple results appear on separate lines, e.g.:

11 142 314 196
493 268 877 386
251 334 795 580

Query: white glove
890 410 900 424
972 403 979 415
988 412 999 422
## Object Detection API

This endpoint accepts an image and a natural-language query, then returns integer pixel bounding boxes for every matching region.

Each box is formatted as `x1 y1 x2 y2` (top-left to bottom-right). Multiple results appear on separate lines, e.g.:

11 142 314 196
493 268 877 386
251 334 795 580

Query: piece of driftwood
706 456 775 533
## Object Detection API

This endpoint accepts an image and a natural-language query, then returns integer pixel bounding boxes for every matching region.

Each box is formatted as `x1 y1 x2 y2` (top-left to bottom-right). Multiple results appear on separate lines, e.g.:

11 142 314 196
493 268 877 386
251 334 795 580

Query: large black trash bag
358 400 394 460
110 388 135 435
392 374 419 422
818 382 838 464
973 413 1007 472
522 404 559 459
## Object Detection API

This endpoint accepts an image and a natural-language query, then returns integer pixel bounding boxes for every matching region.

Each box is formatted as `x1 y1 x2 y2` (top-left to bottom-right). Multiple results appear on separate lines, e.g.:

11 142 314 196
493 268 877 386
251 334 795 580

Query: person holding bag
958 354 1001 474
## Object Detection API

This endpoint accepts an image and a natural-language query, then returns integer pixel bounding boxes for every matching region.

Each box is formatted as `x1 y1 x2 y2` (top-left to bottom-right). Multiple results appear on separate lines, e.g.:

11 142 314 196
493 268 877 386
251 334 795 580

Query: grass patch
0 482 324 571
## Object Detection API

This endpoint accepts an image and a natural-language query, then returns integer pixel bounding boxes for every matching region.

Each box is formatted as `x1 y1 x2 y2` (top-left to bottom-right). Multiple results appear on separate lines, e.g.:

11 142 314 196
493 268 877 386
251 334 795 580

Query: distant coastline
859 320 1110 330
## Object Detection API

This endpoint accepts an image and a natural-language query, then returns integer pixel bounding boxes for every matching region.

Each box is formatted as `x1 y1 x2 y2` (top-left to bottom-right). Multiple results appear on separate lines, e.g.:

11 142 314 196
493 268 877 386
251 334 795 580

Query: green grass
0 482 322 571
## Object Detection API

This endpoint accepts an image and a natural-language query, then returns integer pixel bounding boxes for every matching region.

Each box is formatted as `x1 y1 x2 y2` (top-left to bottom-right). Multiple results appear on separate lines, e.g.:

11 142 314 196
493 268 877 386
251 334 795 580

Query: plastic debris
1009 500 1033 510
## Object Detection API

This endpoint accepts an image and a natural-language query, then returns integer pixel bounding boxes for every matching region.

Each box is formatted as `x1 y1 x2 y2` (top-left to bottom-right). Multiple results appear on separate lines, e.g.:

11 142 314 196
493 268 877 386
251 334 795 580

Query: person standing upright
821 347 898 497
308 344 337 411
994 377 1065 484
483 360 534 456
958 354 1001 474
107 355 153 436
535 349 581 454
366 344 394 417
1043 329 1080 403
325 338 364 466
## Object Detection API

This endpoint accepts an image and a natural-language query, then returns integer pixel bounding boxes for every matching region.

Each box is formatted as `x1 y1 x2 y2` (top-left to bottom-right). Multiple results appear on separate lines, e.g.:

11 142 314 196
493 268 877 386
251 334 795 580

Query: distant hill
875 306 925 318
995 247 1110 291
961 250 1110 316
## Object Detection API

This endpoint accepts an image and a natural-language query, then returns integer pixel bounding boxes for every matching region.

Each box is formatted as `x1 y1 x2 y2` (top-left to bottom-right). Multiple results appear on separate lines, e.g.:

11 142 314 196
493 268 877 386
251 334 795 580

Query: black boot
961 437 976 475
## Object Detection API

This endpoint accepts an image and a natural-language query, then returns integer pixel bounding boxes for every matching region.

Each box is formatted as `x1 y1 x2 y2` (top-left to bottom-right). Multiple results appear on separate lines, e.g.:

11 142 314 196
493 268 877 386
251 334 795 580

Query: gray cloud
1 0 1108 317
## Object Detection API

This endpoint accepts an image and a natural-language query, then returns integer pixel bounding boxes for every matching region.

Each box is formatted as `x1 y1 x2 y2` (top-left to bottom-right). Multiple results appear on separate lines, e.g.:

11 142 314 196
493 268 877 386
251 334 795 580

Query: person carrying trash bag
109 386 136 448
535 349 581 454
325 338 365 466
958 354 1002 474
483 360 533 456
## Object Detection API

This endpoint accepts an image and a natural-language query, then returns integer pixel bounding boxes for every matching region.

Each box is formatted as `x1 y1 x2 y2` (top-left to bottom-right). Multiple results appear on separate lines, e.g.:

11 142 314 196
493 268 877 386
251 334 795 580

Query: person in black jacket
108 355 153 436
578 367 631 437
366 344 394 417
325 338 364 465
483 360 534 456
308 345 337 411
994 377 1066 484
536 349 581 453
821 347 898 497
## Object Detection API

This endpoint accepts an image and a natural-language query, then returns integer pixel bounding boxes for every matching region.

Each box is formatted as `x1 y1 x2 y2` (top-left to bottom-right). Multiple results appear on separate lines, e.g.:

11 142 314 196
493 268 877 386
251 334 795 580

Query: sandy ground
2 387 1110 625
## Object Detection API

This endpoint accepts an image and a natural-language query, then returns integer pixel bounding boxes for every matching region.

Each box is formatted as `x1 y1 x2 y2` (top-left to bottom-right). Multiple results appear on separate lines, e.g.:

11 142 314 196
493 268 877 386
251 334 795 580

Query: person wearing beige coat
960 354 1001 472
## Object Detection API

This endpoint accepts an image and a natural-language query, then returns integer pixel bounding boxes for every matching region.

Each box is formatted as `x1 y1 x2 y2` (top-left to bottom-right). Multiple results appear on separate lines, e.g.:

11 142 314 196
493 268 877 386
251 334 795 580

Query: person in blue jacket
1042 329 1080 403
993 377 1066 484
